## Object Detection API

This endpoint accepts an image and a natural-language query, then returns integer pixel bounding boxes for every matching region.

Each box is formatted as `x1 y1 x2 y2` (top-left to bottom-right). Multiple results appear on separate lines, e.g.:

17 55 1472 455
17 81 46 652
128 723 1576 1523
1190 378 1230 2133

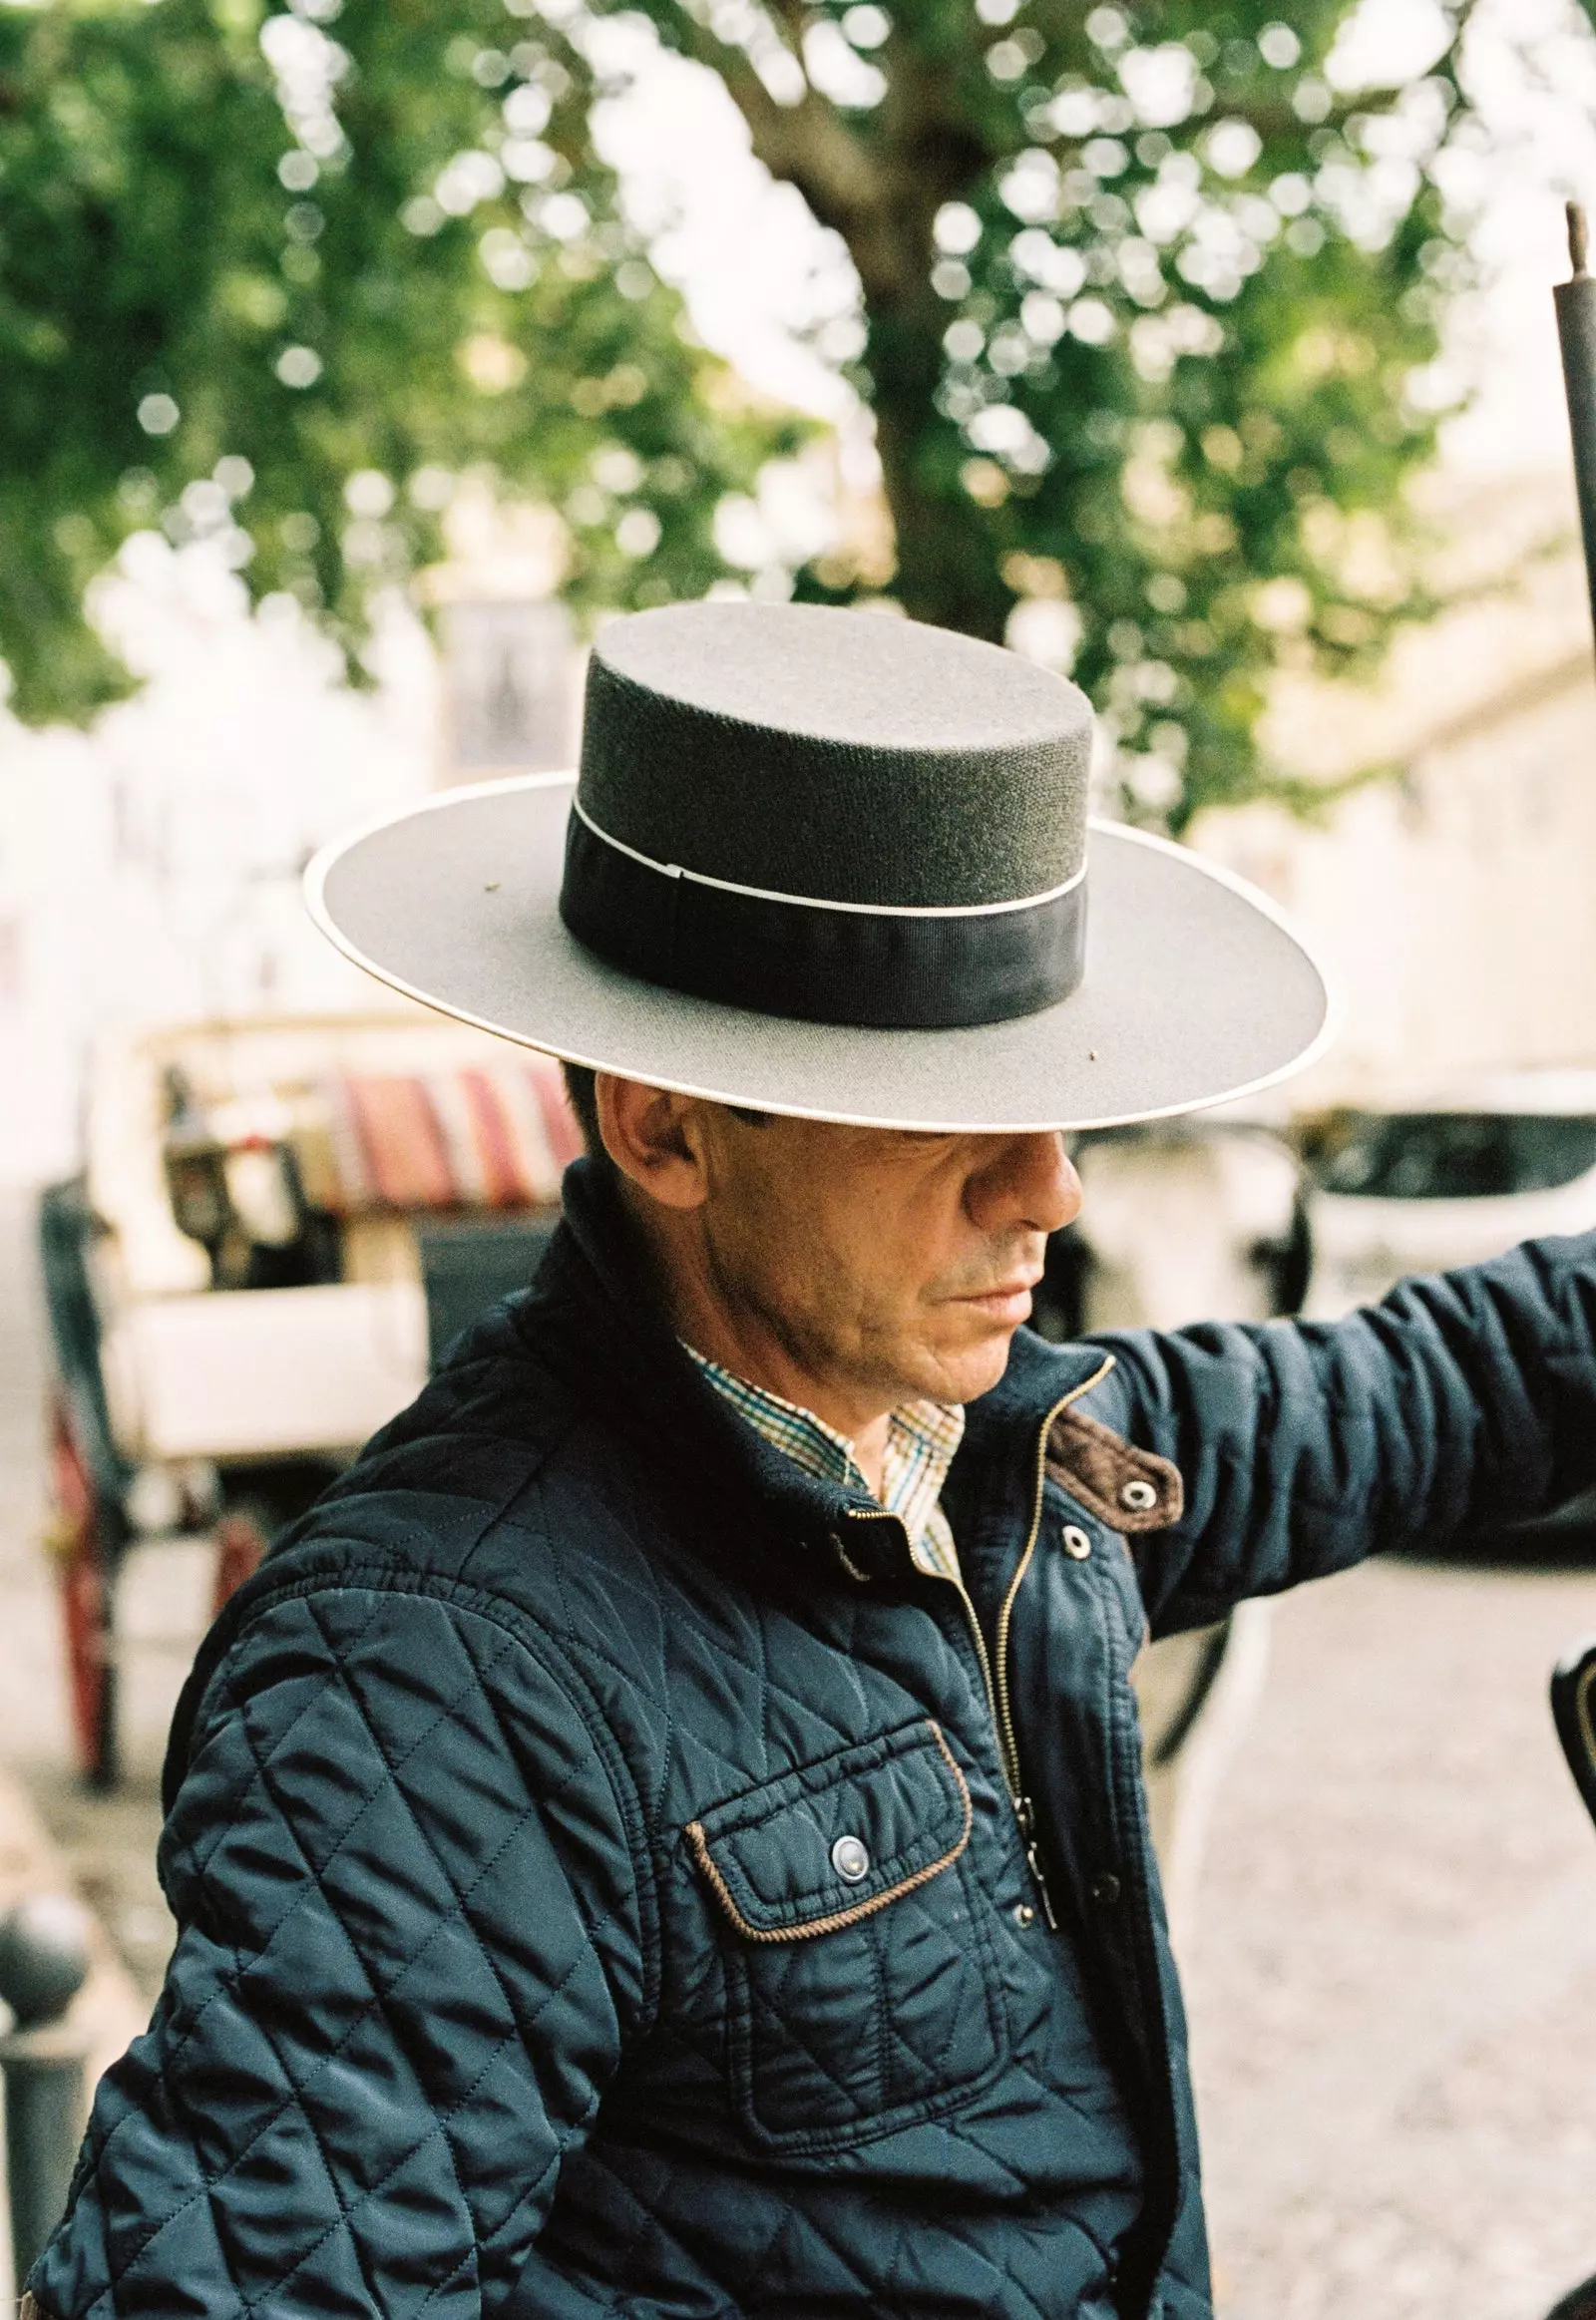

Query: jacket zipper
995 1353 1117 1810
989 1353 1117 1927
851 1353 1117 1932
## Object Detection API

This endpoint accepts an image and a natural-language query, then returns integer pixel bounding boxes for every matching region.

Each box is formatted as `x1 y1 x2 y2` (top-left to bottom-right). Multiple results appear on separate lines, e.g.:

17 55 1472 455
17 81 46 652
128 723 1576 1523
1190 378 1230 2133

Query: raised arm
27 1581 646 2319
1086 1232 1596 1638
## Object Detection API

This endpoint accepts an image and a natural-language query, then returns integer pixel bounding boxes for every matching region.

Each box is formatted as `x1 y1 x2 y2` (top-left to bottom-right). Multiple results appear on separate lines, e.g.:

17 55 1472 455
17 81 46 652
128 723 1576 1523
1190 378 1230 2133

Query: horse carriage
38 1009 580 1787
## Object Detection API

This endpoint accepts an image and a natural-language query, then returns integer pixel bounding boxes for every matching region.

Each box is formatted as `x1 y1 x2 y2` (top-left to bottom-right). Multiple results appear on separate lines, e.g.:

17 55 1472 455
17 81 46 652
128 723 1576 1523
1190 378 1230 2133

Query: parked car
1301 1071 1596 1319
1300 1072 1596 1558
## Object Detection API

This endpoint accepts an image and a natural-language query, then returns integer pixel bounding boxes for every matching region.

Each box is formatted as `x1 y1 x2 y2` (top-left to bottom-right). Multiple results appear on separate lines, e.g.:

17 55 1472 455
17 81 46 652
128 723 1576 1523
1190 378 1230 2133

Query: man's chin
914 1324 1022 1409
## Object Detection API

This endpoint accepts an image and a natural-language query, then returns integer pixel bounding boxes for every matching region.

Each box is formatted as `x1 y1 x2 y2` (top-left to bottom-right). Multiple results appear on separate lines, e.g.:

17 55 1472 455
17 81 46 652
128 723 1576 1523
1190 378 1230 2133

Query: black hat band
559 802 1087 1031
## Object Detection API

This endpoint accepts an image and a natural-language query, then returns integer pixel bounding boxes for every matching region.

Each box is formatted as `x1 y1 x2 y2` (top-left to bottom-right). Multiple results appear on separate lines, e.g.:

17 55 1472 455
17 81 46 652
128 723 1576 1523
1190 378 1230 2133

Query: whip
1554 200 1596 655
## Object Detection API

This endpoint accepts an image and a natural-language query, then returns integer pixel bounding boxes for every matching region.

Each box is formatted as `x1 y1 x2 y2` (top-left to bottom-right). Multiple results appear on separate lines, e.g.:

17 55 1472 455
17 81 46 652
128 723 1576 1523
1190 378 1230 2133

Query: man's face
603 1080 1083 1416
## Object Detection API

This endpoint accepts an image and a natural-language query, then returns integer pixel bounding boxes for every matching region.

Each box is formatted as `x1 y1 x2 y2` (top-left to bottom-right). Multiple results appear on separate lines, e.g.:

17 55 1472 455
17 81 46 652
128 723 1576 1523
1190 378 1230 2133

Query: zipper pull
1015 1796 1059 1929
1025 1842 1059 1930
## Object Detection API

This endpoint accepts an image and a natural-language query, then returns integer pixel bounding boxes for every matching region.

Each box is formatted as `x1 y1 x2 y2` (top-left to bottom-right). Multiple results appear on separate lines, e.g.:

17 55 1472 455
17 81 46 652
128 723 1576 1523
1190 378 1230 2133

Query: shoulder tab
1046 1399 1183 1532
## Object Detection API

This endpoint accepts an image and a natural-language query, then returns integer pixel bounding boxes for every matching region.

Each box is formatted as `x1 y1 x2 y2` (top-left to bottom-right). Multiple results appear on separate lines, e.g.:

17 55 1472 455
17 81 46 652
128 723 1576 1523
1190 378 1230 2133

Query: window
1313 1113 1596 1201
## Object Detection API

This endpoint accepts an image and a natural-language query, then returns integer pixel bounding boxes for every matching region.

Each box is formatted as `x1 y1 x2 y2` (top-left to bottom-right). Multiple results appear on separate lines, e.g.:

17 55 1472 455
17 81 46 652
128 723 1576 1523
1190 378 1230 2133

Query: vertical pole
2 2035 86 2287
1553 201 1596 660
0 1897 92 2294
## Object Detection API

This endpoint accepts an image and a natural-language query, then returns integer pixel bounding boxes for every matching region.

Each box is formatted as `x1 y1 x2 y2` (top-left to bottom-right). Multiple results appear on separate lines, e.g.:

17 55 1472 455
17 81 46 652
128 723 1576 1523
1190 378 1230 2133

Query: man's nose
966 1133 1083 1238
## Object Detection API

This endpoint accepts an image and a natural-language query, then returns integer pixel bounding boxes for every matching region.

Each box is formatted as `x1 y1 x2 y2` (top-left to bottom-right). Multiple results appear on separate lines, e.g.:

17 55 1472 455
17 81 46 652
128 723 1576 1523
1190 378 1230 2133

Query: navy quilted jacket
32 1164 1596 2320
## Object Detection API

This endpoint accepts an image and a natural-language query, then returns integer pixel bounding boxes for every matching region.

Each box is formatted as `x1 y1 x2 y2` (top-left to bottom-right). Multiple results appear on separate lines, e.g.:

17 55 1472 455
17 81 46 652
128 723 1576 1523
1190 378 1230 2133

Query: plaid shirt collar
683 1346 965 1581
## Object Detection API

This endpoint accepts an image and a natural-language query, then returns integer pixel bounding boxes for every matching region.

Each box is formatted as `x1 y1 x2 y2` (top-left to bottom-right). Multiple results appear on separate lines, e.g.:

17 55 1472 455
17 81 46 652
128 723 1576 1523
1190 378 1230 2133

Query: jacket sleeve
29 1581 648 2319
1085 1233 1596 1638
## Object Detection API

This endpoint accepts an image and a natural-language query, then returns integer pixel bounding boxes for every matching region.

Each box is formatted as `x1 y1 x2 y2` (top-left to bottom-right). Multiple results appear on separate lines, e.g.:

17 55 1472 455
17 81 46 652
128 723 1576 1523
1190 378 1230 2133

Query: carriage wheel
210 1504 271 1622
48 1396 119 1791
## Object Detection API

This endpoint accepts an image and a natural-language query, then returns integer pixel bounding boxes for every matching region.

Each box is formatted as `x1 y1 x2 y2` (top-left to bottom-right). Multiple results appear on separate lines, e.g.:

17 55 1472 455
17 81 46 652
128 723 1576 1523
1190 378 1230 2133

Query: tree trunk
867 302 1013 642
698 25 1008 640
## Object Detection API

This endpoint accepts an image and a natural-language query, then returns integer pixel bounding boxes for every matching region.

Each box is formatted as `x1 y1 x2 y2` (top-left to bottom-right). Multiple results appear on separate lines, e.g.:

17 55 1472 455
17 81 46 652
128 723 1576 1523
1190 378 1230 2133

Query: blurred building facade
0 549 435 1184
1193 470 1596 1099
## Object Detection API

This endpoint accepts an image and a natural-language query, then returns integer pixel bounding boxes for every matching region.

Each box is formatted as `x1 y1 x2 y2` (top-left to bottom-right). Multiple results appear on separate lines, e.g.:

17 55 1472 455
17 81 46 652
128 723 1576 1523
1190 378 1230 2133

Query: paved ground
3 1188 1595 2316
1189 1561 1596 2320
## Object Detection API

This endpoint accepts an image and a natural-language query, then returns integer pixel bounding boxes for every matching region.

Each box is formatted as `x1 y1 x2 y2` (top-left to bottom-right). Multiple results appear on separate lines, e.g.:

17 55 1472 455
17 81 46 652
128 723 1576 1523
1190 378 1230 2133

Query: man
28 604 1596 2320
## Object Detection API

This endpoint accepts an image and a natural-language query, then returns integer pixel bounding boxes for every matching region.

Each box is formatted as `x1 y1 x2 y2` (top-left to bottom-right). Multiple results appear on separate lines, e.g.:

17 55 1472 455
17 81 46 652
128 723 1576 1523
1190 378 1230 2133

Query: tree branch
663 6 882 239
765 0 809 60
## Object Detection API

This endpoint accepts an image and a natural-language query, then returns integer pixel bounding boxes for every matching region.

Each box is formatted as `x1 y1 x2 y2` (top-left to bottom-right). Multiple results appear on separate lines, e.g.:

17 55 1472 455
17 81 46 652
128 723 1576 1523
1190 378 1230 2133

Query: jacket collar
524 1158 1117 1588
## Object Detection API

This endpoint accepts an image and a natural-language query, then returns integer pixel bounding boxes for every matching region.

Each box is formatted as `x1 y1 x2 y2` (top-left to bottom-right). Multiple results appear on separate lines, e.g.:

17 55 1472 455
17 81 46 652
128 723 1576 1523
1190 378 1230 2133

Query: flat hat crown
560 600 1095 1032
576 600 1091 909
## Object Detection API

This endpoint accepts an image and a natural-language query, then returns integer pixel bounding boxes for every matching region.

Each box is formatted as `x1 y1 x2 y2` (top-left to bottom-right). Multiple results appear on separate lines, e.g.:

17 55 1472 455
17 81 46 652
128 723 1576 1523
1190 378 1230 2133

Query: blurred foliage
605 0 1507 826
0 0 805 724
1 0 1588 825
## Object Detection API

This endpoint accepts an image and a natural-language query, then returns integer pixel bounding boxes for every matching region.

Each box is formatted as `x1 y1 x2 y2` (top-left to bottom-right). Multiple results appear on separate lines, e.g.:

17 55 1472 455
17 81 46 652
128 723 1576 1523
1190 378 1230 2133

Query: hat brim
305 772 1333 1133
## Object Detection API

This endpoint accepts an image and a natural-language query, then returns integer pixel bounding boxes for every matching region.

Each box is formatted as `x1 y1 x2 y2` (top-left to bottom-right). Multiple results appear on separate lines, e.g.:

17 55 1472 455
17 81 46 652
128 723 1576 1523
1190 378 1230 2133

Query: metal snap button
1090 1870 1122 1906
1119 1477 1158 1512
1062 1524 1092 1560
1012 1901 1036 1929
831 1834 871 1883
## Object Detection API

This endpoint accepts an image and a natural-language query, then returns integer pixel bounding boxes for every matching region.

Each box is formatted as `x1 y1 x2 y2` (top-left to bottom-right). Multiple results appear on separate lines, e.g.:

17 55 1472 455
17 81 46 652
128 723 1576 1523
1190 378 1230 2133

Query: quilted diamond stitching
177 1586 392 1889
140 1818 590 2306
122 1599 529 2183
457 1619 647 1979
102 1596 614 2306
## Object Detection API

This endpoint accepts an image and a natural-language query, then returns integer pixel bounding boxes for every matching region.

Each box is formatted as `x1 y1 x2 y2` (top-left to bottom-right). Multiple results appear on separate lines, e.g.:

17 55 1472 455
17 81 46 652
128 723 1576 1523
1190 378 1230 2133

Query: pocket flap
687 1721 972 1943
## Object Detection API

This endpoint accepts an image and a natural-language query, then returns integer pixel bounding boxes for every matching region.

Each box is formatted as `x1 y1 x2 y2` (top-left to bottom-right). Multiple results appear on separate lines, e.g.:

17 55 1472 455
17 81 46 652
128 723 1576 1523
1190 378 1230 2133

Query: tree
0 0 1580 825
620 0 1496 826
0 0 805 724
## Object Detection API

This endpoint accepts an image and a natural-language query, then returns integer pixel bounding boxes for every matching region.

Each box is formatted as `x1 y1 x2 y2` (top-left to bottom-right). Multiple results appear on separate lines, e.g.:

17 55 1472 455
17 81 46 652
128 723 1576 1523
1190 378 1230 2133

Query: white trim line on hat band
571 795 1086 920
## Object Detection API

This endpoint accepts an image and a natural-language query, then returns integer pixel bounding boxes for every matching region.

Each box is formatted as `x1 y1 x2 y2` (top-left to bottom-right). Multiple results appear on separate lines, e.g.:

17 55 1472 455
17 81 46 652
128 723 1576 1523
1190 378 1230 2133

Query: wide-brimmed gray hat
306 601 1331 1131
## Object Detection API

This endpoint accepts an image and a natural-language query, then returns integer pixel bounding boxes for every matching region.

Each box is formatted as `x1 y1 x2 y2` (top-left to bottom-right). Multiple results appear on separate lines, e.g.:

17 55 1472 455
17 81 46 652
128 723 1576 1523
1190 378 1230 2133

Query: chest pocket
686 1720 1007 2153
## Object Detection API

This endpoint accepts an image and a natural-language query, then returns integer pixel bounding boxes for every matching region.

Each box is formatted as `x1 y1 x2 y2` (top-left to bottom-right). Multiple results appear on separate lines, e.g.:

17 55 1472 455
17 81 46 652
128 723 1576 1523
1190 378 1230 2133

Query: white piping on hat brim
303 769 1342 1135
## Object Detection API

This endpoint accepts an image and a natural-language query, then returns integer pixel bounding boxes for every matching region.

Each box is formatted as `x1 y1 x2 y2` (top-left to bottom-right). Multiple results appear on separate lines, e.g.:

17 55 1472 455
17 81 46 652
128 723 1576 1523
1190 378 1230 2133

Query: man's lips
951 1274 1041 1321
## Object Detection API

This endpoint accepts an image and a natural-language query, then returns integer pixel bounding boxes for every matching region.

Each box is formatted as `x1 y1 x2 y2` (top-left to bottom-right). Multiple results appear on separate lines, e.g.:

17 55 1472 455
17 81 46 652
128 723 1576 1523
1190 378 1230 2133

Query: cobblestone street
3 1190 1595 2316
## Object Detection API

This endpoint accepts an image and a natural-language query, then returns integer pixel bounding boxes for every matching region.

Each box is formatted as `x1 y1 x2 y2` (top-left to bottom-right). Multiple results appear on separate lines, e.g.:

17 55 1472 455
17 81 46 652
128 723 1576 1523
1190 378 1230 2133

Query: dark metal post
0 1896 92 2291
1544 1635 1596 2319
1554 201 1596 657
1551 1631 1596 1830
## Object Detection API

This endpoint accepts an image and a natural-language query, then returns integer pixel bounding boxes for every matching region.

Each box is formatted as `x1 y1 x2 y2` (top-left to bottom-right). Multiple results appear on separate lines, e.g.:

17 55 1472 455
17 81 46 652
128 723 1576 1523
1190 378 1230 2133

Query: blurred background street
7 0 1596 2309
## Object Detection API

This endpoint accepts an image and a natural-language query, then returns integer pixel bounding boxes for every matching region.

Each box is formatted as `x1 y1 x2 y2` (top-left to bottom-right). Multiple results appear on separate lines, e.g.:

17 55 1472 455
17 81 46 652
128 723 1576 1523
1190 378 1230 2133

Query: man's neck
676 1294 894 1495
622 1184 896 1491
690 1336 895 1494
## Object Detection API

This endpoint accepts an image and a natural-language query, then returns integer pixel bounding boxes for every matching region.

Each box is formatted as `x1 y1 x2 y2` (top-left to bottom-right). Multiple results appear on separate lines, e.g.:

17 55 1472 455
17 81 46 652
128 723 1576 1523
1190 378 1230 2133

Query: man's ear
596 1075 711 1211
